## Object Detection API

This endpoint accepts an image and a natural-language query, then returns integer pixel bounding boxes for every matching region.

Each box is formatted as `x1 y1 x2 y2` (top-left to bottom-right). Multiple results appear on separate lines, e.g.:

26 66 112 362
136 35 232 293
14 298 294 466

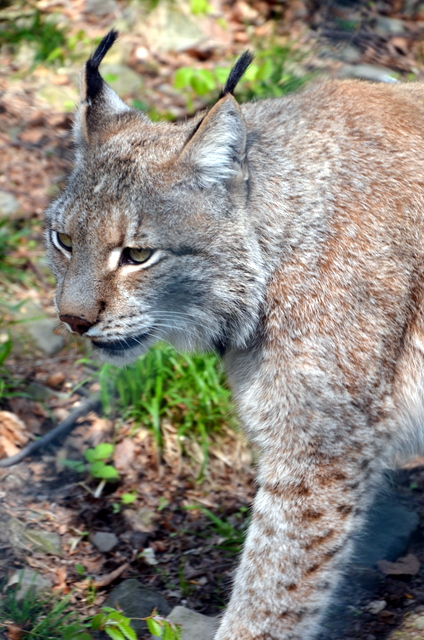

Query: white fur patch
108 248 122 271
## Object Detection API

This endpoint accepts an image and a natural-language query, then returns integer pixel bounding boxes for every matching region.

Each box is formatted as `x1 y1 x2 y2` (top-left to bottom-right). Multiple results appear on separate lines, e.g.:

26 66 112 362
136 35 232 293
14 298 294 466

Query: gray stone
91 531 119 553
339 44 362 64
26 382 58 402
26 318 65 356
13 300 64 356
140 1 204 53
166 606 219 640
8 568 52 600
0 190 20 217
85 0 118 16
105 579 171 636
415 616 424 629
100 64 143 98
338 64 398 84
9 518 62 555
375 16 405 35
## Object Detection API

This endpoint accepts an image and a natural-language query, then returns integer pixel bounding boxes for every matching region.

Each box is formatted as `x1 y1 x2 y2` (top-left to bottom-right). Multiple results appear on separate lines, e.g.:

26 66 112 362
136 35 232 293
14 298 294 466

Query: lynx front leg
215 452 381 640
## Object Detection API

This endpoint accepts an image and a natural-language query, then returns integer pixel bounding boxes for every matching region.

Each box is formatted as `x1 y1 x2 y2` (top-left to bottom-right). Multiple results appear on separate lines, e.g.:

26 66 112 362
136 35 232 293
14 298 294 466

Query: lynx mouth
91 332 150 352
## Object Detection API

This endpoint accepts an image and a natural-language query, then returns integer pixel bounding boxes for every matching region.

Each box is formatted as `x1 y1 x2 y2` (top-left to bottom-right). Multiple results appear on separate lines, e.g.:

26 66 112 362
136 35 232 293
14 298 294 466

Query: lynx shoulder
46 31 424 640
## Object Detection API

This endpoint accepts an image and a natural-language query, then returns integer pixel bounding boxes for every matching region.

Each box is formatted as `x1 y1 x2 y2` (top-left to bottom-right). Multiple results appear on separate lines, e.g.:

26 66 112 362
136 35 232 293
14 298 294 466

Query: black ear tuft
220 51 254 98
85 29 119 102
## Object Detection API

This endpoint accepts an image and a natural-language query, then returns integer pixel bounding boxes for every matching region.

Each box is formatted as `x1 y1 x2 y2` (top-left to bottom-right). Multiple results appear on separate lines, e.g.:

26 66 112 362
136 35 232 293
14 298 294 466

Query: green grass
0 9 67 65
0 582 78 640
98 344 236 470
173 42 310 113
186 505 248 554
0 583 158 640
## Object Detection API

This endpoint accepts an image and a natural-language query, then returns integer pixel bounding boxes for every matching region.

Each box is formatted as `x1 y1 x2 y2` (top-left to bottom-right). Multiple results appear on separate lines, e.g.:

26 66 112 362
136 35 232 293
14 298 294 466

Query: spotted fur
46 31 424 640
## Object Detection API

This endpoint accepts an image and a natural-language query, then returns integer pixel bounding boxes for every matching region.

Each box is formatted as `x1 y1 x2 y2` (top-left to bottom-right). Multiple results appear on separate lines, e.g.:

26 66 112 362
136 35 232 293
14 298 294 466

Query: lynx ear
74 30 133 145
180 94 247 188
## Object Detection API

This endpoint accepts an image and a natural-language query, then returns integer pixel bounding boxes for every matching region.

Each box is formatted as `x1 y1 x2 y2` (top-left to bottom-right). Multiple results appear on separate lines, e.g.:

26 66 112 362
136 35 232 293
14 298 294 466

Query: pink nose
60 314 93 335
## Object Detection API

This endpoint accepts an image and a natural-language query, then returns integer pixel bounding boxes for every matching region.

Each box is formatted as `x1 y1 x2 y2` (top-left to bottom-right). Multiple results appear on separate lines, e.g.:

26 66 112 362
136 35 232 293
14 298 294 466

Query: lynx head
46 31 264 364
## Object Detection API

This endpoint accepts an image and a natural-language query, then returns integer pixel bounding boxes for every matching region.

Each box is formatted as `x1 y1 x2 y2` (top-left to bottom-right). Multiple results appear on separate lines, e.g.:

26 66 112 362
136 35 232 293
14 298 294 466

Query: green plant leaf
115 621 137 640
89 461 119 479
214 67 230 84
121 492 137 504
162 621 175 640
84 448 96 463
92 443 115 460
146 617 163 637
190 69 216 96
62 621 89 639
105 627 125 640
61 459 86 473
0 335 12 366
91 614 105 630
255 59 274 81
190 0 210 14
174 67 195 89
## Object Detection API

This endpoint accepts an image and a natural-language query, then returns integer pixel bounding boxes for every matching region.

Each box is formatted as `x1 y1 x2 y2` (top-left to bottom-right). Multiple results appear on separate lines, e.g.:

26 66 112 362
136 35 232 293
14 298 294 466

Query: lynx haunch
46 30 424 640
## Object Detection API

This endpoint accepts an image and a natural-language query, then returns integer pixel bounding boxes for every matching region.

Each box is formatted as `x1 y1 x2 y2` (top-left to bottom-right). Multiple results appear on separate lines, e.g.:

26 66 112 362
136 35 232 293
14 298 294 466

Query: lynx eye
56 232 73 252
126 247 153 264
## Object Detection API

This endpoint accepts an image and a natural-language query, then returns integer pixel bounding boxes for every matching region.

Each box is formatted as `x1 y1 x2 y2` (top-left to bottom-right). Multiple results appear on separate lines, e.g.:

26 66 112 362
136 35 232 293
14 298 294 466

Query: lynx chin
46 30 424 640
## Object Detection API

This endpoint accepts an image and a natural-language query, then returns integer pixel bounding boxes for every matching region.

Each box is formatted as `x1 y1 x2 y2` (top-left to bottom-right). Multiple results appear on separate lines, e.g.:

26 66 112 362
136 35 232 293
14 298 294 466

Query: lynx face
45 36 263 365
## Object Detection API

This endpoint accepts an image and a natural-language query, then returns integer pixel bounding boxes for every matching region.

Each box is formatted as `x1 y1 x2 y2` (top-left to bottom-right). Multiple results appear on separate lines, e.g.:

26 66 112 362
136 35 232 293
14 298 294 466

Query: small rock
27 319 65 356
9 518 62 555
366 600 386 615
140 2 205 53
130 531 149 549
7 568 52 600
375 16 405 35
26 382 56 402
167 606 219 640
338 64 398 84
415 616 424 629
0 190 20 217
339 44 362 64
139 547 158 566
100 64 143 98
85 0 118 16
123 507 155 532
91 531 119 553
105 579 170 636
24 529 62 556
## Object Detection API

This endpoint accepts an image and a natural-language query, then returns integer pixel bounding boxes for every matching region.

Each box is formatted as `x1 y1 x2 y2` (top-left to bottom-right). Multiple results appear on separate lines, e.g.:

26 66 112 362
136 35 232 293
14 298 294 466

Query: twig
0 393 101 468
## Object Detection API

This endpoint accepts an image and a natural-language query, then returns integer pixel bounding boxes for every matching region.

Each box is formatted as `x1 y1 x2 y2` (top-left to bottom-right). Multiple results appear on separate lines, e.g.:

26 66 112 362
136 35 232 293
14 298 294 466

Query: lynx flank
46 30 424 640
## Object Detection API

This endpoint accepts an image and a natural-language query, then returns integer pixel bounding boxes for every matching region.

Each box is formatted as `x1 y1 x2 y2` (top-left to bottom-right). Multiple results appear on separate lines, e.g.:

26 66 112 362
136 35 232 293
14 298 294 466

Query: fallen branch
0 393 101 468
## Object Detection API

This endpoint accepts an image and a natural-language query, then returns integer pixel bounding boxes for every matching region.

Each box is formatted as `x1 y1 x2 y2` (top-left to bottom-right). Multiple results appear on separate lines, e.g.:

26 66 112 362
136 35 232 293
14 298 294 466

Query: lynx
46 30 424 639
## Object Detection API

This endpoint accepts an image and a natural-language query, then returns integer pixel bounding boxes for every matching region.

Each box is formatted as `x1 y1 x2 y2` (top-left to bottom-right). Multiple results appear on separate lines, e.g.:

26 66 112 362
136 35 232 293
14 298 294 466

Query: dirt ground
3 1 424 639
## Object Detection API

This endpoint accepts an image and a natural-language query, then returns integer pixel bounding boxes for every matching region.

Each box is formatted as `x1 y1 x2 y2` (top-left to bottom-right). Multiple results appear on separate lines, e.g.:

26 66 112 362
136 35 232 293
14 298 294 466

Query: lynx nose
60 314 93 336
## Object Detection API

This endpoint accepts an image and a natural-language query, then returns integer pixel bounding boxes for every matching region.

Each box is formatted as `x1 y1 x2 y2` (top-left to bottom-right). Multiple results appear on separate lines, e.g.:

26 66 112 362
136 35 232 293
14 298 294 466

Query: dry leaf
113 439 136 471
377 554 420 576
93 563 129 588
6 623 25 640
52 566 69 593
0 411 29 458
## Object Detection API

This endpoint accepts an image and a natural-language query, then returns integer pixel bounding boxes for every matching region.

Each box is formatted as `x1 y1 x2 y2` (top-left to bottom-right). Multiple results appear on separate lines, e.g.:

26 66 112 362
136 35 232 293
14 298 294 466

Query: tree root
0 393 101 468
